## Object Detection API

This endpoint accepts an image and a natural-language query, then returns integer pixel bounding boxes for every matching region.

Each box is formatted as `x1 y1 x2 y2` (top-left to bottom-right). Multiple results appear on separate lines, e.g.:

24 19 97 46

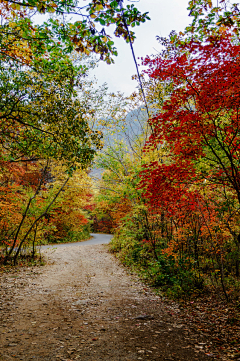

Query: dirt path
0 239 212 361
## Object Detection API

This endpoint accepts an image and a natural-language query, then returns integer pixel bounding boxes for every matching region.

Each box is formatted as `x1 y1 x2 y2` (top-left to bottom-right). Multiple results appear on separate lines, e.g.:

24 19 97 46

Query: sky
91 0 190 95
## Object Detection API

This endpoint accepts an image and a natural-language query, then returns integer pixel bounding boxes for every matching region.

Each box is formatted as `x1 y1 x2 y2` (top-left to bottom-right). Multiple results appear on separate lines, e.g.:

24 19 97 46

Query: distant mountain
89 104 154 181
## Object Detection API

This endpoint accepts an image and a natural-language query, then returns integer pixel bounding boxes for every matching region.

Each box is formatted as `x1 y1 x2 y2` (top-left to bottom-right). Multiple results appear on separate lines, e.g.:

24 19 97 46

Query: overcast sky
91 0 190 95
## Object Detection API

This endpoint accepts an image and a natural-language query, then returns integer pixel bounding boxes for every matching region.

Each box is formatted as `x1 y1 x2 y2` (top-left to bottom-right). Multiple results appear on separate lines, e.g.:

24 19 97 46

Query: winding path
41 233 113 250
0 234 210 361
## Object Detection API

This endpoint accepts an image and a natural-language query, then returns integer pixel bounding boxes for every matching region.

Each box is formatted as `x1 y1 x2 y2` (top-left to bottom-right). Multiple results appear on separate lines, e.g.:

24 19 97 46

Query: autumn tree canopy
140 32 240 208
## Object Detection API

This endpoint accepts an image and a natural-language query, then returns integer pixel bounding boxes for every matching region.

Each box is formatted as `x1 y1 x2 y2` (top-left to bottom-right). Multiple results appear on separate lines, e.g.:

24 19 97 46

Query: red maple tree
140 33 240 208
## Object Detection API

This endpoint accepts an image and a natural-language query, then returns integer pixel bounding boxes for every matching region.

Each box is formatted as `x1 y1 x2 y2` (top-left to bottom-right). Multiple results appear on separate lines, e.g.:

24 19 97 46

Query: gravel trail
0 234 211 361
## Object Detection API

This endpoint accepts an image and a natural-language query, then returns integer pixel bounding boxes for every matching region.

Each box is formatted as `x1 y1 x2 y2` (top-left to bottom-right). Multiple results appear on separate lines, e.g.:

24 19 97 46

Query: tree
0 0 150 168
142 32 240 206
0 0 150 66
45 163 94 243
136 30 240 297
186 0 240 40
0 1 150 264
0 58 102 170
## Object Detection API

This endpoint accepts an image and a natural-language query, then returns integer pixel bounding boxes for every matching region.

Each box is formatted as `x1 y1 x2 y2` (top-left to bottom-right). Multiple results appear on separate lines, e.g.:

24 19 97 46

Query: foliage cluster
0 0 150 263
0 158 94 264
94 0 240 304
0 0 149 262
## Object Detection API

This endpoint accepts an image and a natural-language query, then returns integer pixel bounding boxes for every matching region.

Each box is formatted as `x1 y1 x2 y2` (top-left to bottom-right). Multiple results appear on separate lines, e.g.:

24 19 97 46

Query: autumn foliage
98 28 239 313
92 198 132 234
0 156 93 265
131 32 240 299
141 33 240 204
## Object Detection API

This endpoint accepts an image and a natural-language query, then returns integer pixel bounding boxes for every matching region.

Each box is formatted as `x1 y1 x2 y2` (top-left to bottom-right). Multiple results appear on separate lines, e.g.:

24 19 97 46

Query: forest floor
0 239 235 361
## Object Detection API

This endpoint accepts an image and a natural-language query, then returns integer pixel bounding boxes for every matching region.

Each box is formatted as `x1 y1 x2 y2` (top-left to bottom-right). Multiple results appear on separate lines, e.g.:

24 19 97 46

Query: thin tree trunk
236 234 240 277
4 178 45 264
14 178 69 265
32 225 37 258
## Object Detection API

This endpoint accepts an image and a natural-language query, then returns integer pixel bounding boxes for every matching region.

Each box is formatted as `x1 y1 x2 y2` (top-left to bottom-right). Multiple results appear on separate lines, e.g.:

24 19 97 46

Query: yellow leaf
48 7 56 13
96 4 103 11
84 48 90 56
9 22 17 27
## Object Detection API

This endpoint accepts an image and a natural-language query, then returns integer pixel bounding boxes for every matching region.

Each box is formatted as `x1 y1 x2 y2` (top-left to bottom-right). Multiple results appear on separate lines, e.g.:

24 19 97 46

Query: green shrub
110 232 205 300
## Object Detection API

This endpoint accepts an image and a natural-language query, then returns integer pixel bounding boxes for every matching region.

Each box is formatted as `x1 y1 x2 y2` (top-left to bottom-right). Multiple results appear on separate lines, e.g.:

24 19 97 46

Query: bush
45 223 91 244
110 232 205 300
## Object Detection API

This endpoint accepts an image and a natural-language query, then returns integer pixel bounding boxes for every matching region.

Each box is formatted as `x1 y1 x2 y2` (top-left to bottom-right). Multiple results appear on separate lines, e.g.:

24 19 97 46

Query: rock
134 315 154 320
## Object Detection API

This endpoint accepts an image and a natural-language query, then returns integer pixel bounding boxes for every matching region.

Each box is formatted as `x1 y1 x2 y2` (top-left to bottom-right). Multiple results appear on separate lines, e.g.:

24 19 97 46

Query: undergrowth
109 232 240 303
0 253 45 270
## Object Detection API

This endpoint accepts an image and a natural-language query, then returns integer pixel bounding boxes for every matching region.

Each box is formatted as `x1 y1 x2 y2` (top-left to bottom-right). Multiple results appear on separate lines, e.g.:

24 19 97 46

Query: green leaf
99 19 106 26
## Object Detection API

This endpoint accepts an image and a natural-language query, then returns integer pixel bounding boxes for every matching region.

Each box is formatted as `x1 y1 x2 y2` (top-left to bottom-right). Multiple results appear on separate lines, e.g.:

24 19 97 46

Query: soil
0 242 217 361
